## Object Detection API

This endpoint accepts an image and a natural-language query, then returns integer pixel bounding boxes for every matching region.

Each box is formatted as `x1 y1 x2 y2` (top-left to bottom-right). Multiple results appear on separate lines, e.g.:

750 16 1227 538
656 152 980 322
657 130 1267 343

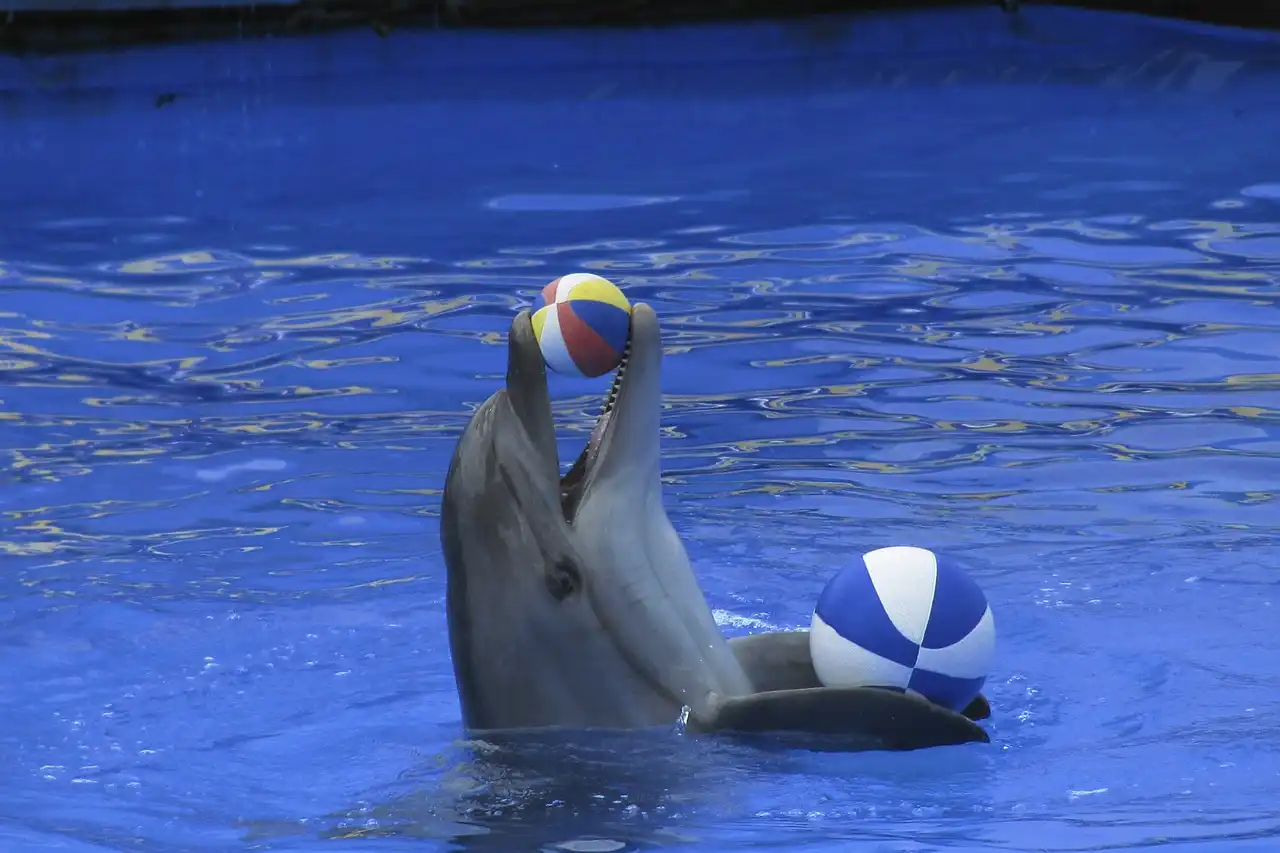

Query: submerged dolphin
440 303 991 750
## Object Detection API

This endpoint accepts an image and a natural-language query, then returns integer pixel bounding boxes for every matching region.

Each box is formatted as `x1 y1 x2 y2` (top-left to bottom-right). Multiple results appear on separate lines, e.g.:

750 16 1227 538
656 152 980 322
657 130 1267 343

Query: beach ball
809 545 995 713
531 273 632 379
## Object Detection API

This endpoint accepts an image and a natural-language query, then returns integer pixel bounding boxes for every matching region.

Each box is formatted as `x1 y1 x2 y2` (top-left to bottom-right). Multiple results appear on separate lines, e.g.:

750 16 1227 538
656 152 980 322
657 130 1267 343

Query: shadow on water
286 727 995 852
311 730 730 852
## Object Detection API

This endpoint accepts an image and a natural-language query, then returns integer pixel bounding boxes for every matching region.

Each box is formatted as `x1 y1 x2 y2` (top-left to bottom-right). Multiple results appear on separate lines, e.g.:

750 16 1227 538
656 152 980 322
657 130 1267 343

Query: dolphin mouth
503 305 641 526
557 333 631 523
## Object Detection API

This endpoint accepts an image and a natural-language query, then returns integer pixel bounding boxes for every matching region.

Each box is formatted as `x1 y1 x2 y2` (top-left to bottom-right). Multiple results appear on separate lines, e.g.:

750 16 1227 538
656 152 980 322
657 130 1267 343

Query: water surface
1 6 1279 852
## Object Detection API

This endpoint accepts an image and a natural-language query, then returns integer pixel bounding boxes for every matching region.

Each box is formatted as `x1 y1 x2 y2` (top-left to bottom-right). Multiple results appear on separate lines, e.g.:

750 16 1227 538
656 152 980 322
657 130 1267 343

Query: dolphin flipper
728 631 992 722
691 686 989 751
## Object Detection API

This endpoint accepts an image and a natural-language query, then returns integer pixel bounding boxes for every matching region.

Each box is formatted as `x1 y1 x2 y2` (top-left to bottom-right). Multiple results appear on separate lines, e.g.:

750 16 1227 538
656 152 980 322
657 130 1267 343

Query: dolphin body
439 303 990 751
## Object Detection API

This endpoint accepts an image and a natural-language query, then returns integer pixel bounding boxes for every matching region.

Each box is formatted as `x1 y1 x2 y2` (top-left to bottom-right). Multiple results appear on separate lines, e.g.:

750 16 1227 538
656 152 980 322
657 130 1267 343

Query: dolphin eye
546 558 581 601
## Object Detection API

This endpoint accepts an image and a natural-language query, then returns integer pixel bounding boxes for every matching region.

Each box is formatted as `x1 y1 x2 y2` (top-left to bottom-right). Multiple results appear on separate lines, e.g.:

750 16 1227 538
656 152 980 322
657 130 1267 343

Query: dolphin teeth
559 334 630 522
600 337 631 417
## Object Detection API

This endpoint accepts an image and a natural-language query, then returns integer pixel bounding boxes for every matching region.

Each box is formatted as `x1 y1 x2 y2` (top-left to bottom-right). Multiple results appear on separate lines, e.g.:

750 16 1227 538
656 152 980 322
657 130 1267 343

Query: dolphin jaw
560 303 662 522
503 310 559 485
504 305 654 525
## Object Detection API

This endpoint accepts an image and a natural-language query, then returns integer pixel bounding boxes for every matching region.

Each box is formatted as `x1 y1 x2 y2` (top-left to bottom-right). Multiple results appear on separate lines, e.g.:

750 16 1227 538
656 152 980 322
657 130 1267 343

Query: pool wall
0 0 1278 58
2 2 1278 99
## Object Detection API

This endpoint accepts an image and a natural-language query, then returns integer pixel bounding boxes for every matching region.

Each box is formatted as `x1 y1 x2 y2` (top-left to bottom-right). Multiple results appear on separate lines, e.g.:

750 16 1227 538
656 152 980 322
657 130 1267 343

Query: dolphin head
440 303 753 733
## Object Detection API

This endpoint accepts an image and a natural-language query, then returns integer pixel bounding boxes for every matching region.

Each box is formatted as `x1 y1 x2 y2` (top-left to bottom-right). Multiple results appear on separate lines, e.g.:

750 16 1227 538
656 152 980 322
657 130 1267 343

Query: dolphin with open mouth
439 303 991 751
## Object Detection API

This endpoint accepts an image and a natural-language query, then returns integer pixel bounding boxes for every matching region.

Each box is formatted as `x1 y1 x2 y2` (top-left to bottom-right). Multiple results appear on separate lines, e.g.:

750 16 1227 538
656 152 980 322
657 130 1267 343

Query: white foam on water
193 457 288 483
486 194 678 211
1241 183 1280 199
712 610 788 632
1068 788 1109 801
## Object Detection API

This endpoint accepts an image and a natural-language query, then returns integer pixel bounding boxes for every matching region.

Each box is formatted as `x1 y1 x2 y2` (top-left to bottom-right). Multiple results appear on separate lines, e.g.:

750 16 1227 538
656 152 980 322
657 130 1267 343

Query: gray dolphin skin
439 303 991 751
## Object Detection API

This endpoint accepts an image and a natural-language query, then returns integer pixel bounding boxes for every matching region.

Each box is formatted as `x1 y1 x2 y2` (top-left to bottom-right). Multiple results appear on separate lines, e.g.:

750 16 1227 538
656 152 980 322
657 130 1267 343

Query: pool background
2 4 1279 851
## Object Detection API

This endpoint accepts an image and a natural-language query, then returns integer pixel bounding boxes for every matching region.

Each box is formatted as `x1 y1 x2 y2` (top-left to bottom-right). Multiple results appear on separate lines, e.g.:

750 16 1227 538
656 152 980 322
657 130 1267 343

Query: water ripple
4 39 1280 852
2 203 1278 574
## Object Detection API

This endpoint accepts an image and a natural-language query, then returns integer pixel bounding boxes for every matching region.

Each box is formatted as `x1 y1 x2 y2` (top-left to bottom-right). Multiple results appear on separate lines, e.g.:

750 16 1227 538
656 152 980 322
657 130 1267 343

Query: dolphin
439 303 991 751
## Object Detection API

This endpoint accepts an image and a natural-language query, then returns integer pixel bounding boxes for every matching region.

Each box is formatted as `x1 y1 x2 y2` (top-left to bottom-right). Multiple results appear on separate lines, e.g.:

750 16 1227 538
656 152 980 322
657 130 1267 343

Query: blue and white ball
810 545 995 713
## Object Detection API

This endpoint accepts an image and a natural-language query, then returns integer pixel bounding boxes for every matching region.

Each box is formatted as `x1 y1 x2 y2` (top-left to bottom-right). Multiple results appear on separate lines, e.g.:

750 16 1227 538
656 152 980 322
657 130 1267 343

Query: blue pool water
2 5 1279 851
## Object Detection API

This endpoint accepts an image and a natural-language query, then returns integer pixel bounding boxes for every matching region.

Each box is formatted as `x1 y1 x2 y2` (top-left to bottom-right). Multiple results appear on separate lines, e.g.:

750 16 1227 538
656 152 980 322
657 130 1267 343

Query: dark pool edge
2 2 1278 101
0 0 1278 55
1 0 983 56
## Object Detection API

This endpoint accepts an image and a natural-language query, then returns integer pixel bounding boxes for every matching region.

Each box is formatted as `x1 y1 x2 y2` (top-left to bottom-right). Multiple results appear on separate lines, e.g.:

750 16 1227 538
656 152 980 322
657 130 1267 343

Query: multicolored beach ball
809 545 996 713
531 273 632 379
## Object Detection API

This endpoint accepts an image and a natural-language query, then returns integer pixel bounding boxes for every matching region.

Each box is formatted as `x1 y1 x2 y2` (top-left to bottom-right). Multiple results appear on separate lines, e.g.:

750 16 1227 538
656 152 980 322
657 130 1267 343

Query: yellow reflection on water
1151 267 1273 283
259 296 472 333
120 251 223 274
1 329 55 355
92 447 165 458
1225 373 1280 388
2 202 1277 584
300 356 398 370
1228 406 1276 418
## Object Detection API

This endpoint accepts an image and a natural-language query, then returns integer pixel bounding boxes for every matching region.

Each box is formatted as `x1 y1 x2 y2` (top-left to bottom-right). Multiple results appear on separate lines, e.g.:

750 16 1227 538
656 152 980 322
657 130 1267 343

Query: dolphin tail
727 630 991 722
688 685 990 752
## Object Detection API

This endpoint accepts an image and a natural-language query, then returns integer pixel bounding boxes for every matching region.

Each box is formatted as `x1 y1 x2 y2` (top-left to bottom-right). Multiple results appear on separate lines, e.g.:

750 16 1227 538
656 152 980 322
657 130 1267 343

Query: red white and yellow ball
531 273 632 379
